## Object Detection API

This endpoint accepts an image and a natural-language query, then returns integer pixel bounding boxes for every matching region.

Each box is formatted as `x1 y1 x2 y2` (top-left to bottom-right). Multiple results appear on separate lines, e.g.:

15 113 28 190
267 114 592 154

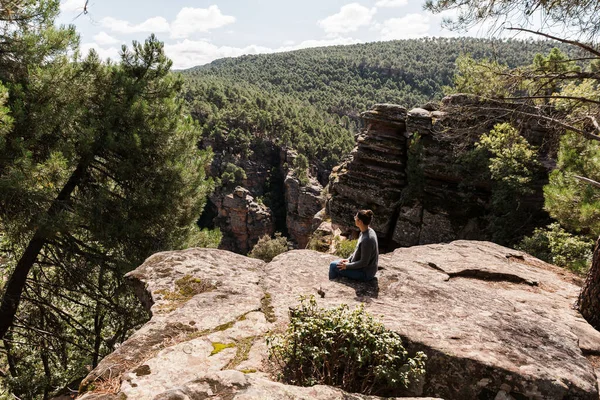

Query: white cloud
379 13 431 40
60 0 84 13
170 6 236 39
80 42 121 61
93 32 121 46
165 36 363 69
101 16 170 34
279 37 363 52
318 3 377 35
165 40 271 69
375 0 408 7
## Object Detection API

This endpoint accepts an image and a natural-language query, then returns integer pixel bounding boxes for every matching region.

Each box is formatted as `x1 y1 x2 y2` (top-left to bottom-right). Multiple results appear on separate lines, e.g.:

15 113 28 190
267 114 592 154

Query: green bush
248 232 291 262
192 227 222 248
306 231 331 253
267 296 427 395
293 154 310 186
518 223 594 274
221 162 247 187
335 238 357 258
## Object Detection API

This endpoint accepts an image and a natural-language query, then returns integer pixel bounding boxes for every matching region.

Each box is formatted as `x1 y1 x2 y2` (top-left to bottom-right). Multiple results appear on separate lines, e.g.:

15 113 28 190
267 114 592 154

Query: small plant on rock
335 238 357 258
306 231 331 252
267 296 427 395
248 232 291 262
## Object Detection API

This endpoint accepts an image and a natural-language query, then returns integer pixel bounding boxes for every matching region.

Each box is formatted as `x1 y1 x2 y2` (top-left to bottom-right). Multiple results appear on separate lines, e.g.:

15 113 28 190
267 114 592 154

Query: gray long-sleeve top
346 227 379 278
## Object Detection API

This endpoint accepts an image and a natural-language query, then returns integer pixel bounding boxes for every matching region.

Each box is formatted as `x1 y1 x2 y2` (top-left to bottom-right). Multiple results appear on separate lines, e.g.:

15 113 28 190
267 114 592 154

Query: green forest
1 0 600 398
185 38 574 118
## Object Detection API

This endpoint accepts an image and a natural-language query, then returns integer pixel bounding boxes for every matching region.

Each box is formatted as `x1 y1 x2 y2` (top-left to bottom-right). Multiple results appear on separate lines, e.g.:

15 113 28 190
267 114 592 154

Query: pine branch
573 175 600 189
501 96 600 106
506 27 600 58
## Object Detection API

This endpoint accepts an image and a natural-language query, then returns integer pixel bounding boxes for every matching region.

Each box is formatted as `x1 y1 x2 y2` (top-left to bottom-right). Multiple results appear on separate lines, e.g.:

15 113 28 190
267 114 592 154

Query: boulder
284 172 325 248
214 186 275 254
79 242 599 399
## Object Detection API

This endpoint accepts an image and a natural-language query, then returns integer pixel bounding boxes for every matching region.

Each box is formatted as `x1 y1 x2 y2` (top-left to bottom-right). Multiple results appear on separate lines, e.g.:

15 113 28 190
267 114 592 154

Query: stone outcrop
284 171 325 248
305 220 344 253
213 186 275 254
328 100 550 248
328 104 409 239
79 242 600 399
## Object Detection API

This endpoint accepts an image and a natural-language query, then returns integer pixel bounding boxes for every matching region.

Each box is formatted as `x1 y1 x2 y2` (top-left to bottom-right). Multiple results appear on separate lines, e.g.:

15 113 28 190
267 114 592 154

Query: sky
56 0 524 70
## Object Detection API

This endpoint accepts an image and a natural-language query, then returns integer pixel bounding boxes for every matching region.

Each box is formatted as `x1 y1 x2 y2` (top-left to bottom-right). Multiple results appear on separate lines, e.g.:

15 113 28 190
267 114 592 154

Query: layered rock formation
79 242 600 399
328 104 408 239
328 100 550 248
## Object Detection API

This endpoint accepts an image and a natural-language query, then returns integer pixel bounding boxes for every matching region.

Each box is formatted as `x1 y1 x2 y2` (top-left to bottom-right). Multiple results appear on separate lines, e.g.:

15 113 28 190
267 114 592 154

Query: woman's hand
337 259 348 270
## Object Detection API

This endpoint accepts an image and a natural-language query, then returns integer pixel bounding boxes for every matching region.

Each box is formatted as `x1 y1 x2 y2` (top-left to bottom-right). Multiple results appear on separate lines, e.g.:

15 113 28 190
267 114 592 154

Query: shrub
221 162 247 187
249 232 291 262
518 223 594 274
293 154 310 186
306 231 331 252
193 228 222 248
335 238 357 258
267 296 427 395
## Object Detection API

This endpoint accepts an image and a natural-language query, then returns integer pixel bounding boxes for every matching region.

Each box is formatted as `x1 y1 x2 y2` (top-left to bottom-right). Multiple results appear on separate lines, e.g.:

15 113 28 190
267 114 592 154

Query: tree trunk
3 333 18 377
578 235 600 330
40 309 52 400
92 264 106 368
0 157 91 340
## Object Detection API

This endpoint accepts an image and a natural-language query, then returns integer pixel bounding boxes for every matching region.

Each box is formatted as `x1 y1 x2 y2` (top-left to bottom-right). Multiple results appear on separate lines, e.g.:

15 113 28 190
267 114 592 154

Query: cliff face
78 242 600 399
328 99 550 248
284 171 325 249
328 104 409 242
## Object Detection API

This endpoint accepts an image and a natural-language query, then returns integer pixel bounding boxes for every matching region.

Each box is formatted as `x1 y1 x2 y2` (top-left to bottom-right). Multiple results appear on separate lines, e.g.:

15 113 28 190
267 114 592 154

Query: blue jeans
329 260 369 281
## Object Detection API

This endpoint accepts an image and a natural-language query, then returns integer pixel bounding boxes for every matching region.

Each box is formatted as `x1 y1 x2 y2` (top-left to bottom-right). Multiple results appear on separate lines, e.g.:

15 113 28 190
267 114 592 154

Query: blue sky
56 0 522 69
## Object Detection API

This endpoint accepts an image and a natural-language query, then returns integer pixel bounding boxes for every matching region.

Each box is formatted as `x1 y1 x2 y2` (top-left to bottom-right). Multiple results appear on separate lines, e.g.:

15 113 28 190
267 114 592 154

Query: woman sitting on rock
329 209 379 282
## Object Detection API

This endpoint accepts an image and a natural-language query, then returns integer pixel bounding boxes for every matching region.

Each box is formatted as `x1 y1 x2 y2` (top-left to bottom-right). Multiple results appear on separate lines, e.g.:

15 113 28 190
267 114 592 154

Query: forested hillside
183 76 355 172
183 38 575 117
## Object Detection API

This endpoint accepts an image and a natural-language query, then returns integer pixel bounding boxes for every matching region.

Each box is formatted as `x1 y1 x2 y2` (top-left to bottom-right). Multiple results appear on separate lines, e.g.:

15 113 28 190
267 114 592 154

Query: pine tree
0 2 213 395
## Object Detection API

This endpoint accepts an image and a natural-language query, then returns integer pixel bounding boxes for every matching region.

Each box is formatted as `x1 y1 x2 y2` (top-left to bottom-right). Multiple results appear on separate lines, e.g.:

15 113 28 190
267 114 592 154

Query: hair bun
366 210 374 217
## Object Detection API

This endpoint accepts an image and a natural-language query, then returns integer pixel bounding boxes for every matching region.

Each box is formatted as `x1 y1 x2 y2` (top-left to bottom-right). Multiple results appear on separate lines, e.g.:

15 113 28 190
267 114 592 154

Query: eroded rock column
327 104 409 238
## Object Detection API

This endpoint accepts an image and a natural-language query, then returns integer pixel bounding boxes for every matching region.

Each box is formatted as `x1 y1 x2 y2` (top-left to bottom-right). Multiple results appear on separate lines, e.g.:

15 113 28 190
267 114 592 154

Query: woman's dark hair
356 209 374 225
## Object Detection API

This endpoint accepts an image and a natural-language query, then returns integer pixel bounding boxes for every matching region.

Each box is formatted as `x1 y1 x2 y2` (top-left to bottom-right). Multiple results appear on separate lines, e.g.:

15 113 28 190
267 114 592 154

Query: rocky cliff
213 186 275 254
328 98 551 248
78 242 600 399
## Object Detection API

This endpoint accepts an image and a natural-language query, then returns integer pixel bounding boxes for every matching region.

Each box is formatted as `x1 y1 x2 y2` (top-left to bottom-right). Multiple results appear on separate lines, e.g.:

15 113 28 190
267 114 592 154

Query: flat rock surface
79 242 600 400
